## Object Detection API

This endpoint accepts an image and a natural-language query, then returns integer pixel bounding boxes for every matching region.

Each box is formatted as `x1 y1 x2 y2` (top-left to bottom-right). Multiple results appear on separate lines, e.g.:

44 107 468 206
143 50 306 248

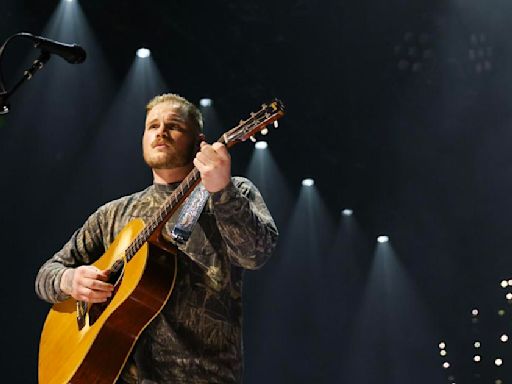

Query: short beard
143 142 195 170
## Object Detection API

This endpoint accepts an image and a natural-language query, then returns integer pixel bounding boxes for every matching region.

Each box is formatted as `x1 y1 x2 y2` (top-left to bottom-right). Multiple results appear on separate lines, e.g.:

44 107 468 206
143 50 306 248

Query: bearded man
35 93 278 384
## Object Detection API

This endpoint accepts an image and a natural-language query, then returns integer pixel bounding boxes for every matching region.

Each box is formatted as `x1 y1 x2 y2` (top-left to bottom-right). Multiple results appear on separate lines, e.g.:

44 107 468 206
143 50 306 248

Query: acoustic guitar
38 100 285 384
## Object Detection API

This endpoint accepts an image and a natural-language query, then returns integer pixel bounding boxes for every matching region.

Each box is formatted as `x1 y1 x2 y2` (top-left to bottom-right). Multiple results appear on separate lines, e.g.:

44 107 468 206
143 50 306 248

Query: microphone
28 34 86 64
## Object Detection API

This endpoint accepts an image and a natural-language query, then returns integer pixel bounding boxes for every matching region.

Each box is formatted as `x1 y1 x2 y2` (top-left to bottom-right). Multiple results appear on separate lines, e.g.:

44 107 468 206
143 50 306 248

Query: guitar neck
112 99 285 271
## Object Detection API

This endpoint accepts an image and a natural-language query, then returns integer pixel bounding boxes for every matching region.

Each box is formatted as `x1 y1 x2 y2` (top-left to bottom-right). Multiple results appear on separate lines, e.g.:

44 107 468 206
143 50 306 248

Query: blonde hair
146 93 203 132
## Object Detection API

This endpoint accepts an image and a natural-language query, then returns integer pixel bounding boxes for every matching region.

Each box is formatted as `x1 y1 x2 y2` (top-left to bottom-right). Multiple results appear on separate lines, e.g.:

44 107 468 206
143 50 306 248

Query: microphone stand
0 51 51 115
0 32 52 115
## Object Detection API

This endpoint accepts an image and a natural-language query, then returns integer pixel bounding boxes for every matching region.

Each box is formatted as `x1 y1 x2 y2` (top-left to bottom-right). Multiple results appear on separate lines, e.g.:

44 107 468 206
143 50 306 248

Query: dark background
1 0 512 382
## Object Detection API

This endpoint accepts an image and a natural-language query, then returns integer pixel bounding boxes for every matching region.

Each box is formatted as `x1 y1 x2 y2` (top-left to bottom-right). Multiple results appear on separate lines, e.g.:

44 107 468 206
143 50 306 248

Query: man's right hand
60 266 114 303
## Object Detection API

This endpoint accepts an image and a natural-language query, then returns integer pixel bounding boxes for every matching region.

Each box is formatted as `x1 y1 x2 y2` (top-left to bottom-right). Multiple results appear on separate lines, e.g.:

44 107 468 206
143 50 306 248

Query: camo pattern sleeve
34 205 109 303
209 176 278 269
34 187 155 304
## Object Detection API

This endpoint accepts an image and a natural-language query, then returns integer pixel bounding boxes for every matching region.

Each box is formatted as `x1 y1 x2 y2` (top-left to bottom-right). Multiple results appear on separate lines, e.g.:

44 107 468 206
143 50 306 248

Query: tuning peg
273 120 279 128
261 128 269 136
250 136 257 143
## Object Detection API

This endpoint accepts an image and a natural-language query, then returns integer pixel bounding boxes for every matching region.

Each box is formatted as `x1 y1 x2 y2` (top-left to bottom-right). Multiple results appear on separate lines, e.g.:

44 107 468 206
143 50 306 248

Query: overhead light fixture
255 141 268 150
136 48 151 58
199 98 212 107
302 178 314 187
377 235 389 243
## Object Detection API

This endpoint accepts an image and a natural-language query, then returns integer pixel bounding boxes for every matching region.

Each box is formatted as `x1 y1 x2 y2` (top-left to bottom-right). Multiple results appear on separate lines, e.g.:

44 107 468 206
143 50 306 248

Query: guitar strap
171 182 210 244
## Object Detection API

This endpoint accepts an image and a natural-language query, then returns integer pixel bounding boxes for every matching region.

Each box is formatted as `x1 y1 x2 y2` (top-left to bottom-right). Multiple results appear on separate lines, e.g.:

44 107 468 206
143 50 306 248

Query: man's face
142 102 197 170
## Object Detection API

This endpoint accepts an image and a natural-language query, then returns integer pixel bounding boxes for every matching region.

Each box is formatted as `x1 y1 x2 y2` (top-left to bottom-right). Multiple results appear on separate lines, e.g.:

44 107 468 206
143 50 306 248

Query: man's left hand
193 142 231 193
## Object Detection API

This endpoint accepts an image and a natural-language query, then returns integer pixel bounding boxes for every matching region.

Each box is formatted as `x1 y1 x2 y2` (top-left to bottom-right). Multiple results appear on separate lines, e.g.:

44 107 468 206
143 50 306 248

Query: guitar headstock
221 99 285 148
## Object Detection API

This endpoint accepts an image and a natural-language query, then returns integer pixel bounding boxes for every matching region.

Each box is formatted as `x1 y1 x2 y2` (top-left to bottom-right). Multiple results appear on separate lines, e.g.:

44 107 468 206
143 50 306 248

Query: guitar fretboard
109 99 284 274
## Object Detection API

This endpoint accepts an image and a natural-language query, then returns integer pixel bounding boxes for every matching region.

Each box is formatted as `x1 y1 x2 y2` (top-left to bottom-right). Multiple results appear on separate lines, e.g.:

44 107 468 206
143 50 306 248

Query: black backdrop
2 0 512 382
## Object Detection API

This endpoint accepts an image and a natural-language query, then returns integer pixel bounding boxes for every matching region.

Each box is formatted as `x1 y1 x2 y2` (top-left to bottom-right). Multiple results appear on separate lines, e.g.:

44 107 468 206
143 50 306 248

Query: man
35 93 278 383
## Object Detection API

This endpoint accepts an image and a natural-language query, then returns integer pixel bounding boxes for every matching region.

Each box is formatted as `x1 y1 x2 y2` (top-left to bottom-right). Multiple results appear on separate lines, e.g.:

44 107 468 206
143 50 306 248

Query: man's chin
144 157 192 170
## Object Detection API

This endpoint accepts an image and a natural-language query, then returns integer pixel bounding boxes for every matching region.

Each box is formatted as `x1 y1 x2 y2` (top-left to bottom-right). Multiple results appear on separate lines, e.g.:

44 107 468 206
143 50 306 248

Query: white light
472 309 479 316
506 293 512 300
261 128 269 135
65 0 73 2
498 309 506 316
508 279 512 285
199 98 212 107
440 350 447 356
501 280 509 288
136 48 151 58
443 362 450 369
474 355 481 362
302 178 314 187
495 358 503 366
377 235 389 243
255 141 268 150
342 209 353 216
474 341 481 348
501 334 508 342
439 342 446 349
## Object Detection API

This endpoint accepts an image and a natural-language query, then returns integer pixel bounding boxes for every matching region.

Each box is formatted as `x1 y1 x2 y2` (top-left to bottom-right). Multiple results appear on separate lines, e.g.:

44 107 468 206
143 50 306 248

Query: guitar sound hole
88 263 124 326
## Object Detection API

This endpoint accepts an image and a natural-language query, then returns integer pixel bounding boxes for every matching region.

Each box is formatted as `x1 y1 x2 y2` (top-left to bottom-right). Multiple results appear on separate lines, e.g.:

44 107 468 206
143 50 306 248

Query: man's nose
155 124 169 137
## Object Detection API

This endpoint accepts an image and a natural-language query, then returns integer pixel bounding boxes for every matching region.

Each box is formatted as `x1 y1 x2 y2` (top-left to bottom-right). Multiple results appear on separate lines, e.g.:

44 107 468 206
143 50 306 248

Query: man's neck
152 164 194 184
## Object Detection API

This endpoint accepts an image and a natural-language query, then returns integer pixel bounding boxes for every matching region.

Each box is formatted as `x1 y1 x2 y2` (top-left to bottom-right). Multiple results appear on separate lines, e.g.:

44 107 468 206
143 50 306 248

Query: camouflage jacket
35 177 278 384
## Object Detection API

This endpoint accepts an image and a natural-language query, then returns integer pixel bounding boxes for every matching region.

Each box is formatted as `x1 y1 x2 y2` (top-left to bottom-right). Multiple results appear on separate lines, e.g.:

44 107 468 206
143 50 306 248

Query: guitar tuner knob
261 128 269 136
273 121 279 128
250 136 257 142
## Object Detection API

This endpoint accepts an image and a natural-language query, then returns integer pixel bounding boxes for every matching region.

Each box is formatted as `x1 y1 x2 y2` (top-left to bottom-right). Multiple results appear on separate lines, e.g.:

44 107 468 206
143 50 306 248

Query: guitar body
38 219 178 384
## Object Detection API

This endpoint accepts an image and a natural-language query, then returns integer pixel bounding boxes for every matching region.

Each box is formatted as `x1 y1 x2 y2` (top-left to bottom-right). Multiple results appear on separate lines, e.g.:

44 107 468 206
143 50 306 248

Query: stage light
342 209 353 216
443 362 450 369
498 309 506 316
199 98 212 107
473 355 481 362
302 178 314 187
506 293 512 300
255 141 268 150
495 358 503 366
136 48 151 58
500 334 508 342
377 235 389 243
472 309 479 316
508 279 512 285
501 280 509 288
474 341 481 348
468 33 493 74
439 342 446 349
440 350 447 356
394 31 433 73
